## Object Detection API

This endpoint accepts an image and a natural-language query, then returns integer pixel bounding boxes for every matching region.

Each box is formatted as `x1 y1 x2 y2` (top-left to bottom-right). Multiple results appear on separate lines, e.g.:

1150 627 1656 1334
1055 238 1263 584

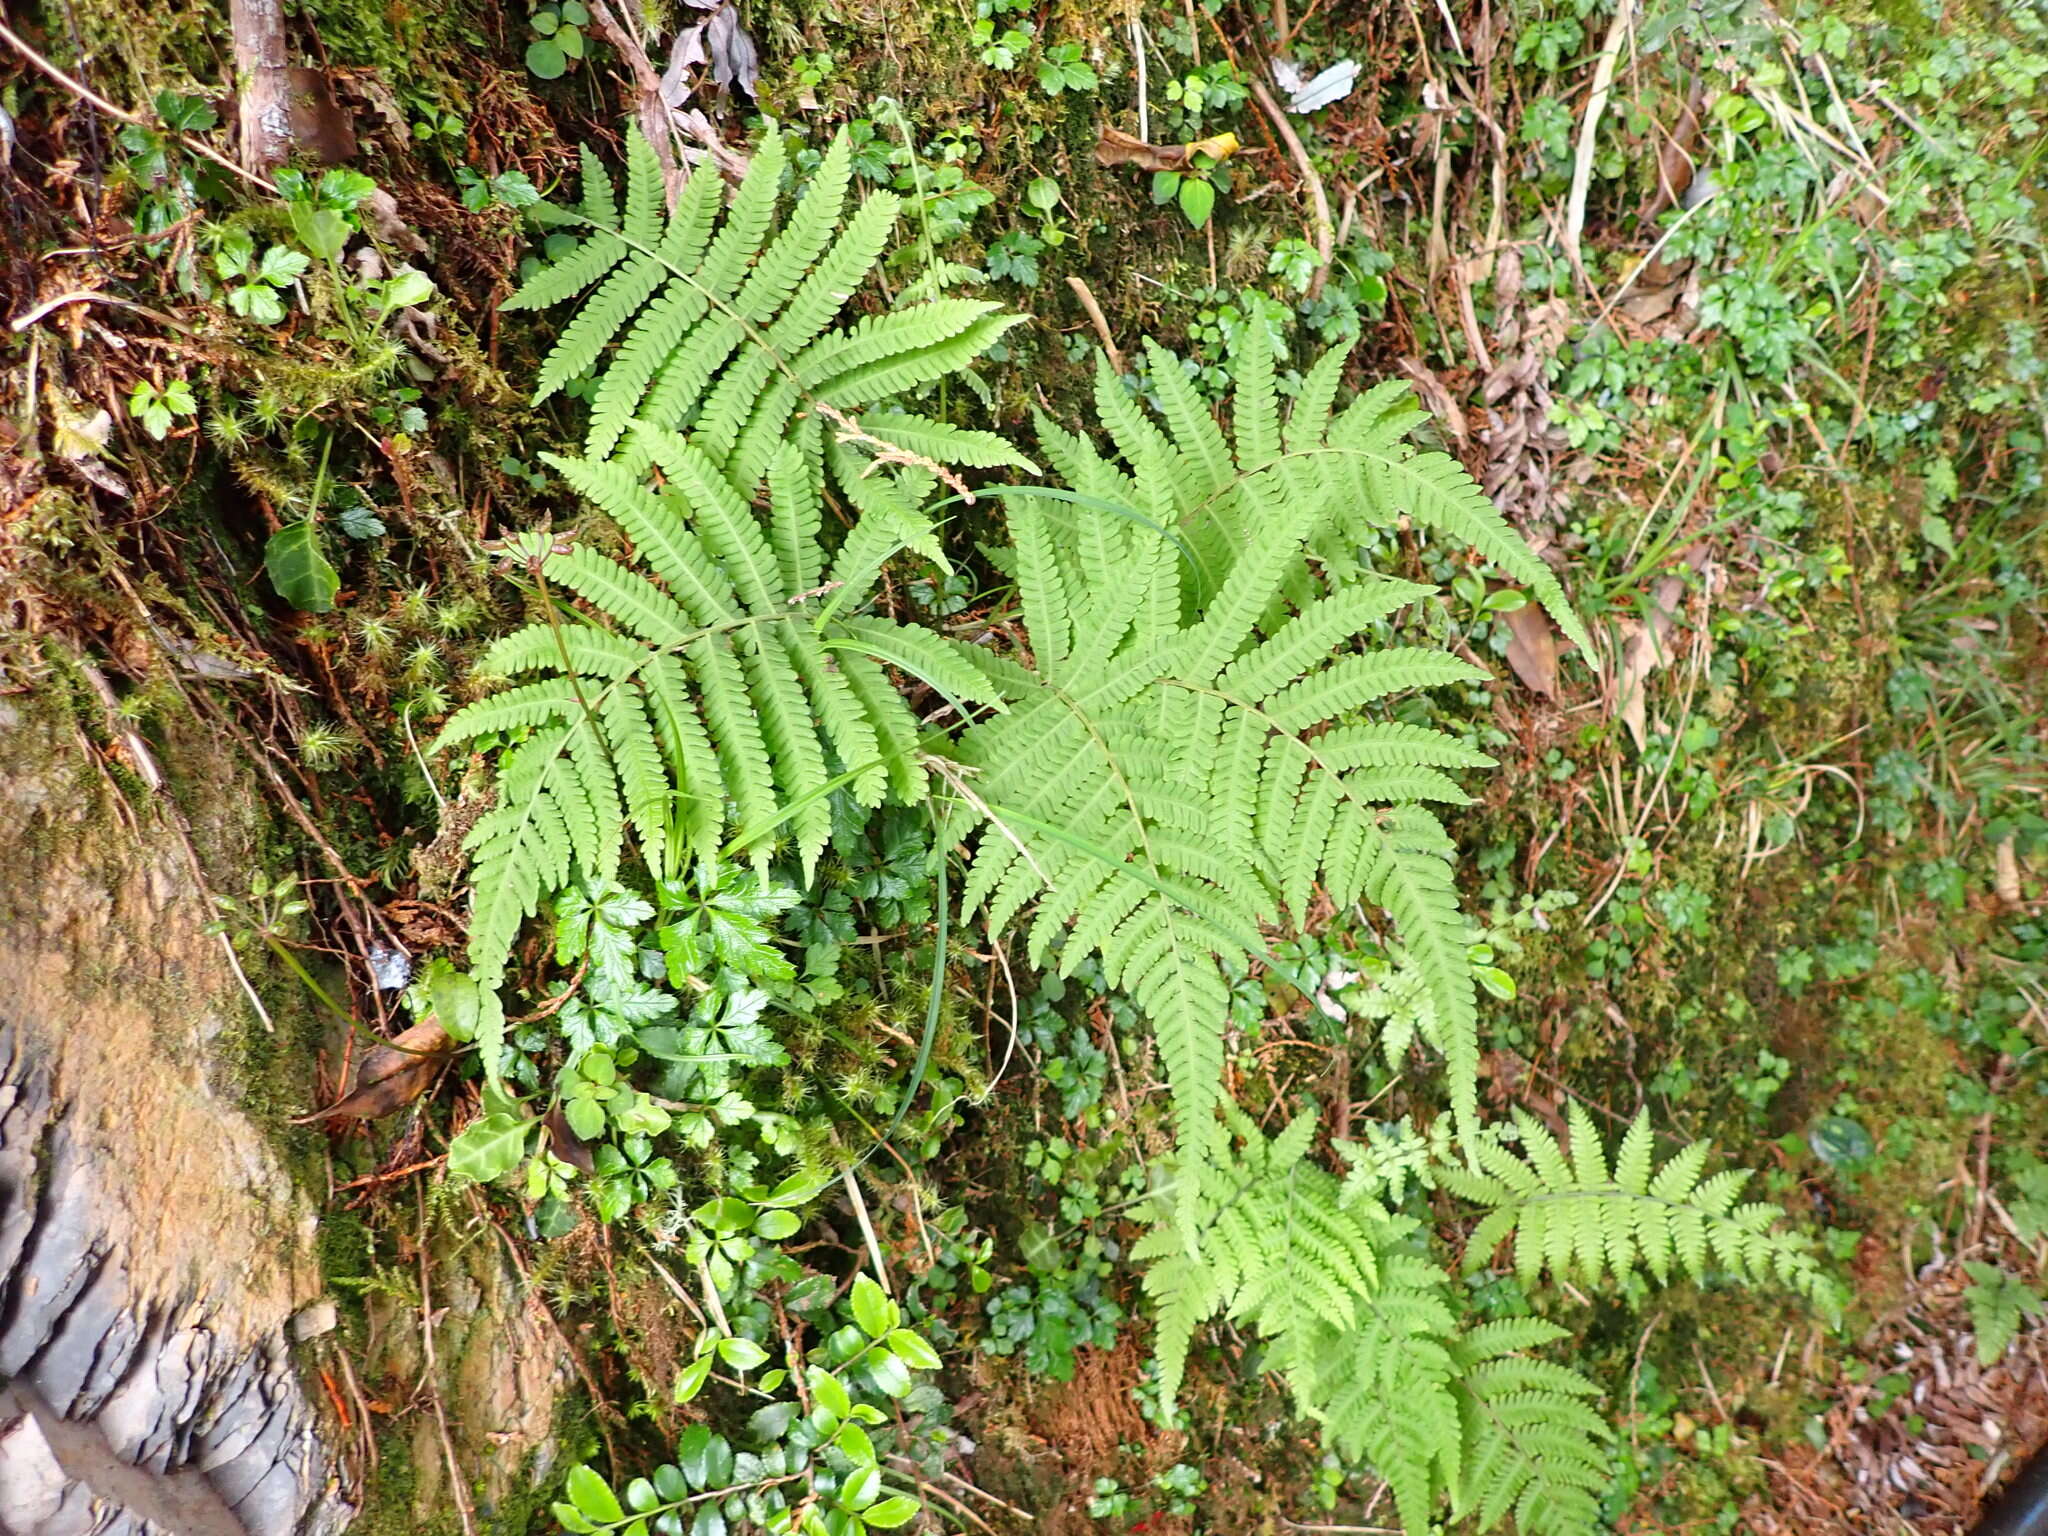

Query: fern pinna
1440 1103 1841 1313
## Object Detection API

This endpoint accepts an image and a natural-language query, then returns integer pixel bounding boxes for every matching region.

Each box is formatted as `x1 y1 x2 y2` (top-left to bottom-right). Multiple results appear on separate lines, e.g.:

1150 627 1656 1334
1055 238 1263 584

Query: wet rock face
0 701 346 1535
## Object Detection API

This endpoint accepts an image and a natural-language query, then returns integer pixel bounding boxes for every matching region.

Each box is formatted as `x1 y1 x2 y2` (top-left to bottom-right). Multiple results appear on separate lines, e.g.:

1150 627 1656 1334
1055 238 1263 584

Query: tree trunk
231 0 293 174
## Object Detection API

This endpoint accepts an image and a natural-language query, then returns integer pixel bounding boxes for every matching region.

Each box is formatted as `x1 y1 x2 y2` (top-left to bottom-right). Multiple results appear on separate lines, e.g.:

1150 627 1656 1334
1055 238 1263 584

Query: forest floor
4 0 2047 1533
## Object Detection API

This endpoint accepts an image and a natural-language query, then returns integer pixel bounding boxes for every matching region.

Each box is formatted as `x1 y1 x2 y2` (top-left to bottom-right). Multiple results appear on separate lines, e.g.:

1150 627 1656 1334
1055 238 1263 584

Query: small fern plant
435 126 1029 986
1138 1106 1614 1536
940 330 1590 1175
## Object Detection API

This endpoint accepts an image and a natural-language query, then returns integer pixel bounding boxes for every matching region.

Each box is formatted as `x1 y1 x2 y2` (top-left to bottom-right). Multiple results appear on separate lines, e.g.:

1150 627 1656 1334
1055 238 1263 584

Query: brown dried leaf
1094 127 1241 172
1613 568 1694 749
1995 836 2022 907
1502 603 1560 698
544 1105 597 1174
1395 357 1468 441
297 1018 451 1122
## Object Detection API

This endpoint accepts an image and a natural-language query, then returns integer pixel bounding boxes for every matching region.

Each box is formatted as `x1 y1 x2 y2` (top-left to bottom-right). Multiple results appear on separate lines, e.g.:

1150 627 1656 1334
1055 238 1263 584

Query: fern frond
1440 1106 1838 1312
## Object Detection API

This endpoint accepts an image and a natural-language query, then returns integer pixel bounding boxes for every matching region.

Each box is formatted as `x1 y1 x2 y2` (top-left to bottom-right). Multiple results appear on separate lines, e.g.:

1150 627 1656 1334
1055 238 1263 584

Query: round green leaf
849 1274 893 1339
885 1329 941 1371
717 1336 770 1371
1810 1114 1874 1167
694 1196 753 1234
839 1465 881 1511
525 38 568 78
673 1358 711 1404
753 1208 801 1240
446 1113 531 1184
810 1368 853 1419
866 1350 911 1398
556 24 584 58
1178 176 1216 228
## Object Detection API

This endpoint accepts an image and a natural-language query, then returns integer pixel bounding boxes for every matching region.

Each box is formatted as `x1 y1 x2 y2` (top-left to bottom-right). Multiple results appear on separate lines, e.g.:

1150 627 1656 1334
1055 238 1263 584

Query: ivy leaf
265 521 340 612
258 245 311 284
379 266 436 311
288 203 351 259
214 231 255 279
229 283 287 324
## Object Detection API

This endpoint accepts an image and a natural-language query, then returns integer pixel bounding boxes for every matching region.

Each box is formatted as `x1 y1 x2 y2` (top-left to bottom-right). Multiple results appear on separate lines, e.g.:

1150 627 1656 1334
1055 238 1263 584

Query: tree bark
232 0 293 173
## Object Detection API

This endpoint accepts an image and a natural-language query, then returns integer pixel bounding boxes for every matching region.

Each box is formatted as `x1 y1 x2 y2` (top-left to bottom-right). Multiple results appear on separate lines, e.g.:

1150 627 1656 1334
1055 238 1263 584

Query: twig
1131 16 1150 145
9 289 197 335
696 1251 733 1334
844 1167 894 1295
1065 276 1125 374
0 17 277 193
1564 0 1633 288
1249 76 1334 299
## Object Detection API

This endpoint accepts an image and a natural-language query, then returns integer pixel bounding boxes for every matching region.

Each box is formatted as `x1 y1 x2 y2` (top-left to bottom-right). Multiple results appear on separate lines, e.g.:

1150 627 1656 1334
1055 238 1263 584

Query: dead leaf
1095 127 1241 173
705 5 758 97
544 1106 597 1174
285 67 357 165
1502 603 1559 698
660 22 709 107
297 1018 451 1122
1612 548 1709 748
1395 357 1468 441
1995 836 2022 907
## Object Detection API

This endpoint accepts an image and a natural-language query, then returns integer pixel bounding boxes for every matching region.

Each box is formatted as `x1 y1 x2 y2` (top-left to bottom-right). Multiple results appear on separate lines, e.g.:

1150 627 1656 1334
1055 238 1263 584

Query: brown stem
1249 76 1335 299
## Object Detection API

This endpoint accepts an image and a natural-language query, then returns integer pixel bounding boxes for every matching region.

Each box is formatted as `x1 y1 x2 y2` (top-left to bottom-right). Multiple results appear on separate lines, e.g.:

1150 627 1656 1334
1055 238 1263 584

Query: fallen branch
1064 275 1125 374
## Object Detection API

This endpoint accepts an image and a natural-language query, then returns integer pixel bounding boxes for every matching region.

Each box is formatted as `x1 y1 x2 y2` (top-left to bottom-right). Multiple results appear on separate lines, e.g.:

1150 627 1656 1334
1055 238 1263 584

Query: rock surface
0 699 347 1535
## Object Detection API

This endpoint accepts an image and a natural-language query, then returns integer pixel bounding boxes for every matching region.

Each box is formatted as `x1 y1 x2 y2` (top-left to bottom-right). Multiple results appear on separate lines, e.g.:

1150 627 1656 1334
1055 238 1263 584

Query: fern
440 127 1041 984
1961 1260 2044 1365
1438 1104 1841 1314
943 320 1547 1167
1137 1108 1610 1536
431 437 1006 984
502 125 1027 517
